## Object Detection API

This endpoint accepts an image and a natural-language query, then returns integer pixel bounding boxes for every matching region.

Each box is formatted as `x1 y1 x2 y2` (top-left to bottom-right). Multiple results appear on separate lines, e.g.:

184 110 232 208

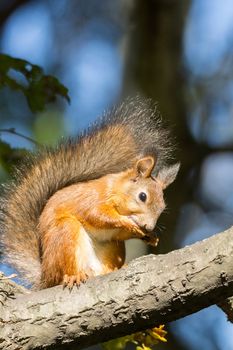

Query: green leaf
0 54 70 113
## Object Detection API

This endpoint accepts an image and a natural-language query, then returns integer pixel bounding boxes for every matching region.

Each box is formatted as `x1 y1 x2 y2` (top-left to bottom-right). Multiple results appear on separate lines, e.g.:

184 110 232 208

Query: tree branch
1 226 233 350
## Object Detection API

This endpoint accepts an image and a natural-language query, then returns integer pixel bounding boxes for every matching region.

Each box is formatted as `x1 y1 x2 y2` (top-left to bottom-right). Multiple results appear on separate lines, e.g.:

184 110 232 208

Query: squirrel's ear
135 156 155 178
157 163 180 189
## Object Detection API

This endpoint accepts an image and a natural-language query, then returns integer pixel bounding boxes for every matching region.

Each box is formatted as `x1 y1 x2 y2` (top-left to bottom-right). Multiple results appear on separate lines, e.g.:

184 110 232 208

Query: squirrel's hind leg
40 212 85 288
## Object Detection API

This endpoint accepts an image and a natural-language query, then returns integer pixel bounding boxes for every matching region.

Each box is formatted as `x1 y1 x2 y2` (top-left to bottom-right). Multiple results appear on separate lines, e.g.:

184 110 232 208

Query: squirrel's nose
144 223 155 233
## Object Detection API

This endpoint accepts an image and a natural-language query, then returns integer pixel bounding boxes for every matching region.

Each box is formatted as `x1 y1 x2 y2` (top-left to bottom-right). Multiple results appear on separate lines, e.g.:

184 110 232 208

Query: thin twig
0 128 40 147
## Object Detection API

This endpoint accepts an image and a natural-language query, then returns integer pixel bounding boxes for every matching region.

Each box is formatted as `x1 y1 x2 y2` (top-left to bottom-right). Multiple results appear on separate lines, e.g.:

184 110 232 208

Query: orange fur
38 156 177 289
1 97 179 289
40 211 80 288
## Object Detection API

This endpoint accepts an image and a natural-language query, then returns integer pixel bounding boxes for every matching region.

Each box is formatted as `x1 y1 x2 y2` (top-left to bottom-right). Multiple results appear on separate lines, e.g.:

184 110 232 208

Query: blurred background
1 0 233 349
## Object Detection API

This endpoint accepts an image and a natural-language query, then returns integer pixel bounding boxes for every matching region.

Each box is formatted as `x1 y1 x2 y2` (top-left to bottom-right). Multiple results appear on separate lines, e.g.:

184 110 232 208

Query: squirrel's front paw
142 235 159 247
63 271 90 290
120 218 145 237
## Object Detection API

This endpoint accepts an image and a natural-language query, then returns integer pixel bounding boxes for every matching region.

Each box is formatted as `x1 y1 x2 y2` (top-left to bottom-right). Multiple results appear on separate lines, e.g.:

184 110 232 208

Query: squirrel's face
125 176 165 233
114 156 180 235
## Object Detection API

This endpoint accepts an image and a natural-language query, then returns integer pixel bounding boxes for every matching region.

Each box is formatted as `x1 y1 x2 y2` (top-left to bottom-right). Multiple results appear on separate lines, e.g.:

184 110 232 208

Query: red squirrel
0 97 179 289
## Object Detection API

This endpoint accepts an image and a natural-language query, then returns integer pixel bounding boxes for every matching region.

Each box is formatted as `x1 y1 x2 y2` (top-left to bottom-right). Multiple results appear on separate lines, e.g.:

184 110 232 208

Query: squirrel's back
0 96 173 285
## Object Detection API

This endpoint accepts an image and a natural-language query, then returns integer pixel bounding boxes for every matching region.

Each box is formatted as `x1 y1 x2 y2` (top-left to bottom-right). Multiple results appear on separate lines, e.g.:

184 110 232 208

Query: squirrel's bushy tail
0 96 173 286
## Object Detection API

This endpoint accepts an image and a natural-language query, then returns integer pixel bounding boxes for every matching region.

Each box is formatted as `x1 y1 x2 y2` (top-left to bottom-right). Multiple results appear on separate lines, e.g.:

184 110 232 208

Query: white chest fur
75 226 103 276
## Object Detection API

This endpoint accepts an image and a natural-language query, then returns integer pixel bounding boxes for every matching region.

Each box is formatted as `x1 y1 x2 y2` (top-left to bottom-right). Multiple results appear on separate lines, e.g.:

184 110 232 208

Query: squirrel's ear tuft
157 162 180 189
135 156 155 178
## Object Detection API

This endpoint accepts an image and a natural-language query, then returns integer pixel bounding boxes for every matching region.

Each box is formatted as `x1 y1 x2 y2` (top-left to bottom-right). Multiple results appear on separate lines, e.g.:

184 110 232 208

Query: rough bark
218 296 233 322
1 226 233 350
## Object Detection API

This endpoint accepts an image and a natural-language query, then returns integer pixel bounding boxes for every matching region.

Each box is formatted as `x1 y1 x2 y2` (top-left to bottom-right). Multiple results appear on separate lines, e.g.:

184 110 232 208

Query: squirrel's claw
62 272 89 290
142 234 159 247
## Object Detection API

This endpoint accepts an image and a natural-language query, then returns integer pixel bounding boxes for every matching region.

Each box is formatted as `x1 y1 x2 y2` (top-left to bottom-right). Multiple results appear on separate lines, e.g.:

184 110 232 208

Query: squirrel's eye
139 192 147 202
